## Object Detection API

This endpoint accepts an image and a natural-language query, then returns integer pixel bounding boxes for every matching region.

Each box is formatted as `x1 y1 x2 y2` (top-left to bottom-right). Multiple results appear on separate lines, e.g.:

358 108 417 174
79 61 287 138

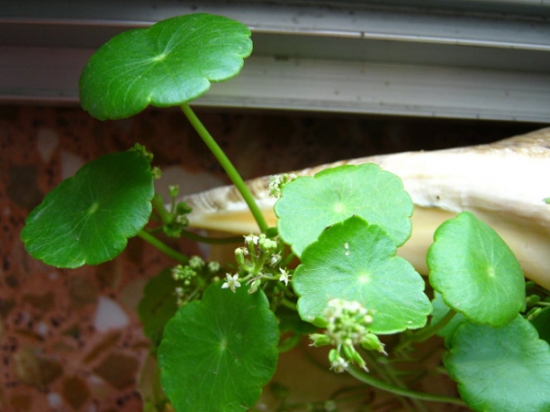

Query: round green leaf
445 315 550 412
427 211 525 327
21 149 154 268
80 13 252 120
158 282 279 412
275 164 413 258
138 269 180 348
293 216 431 334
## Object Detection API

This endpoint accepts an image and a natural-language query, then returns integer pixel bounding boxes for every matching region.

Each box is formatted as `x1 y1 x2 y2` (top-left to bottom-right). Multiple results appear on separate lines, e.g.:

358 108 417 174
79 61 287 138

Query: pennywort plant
20 13 550 412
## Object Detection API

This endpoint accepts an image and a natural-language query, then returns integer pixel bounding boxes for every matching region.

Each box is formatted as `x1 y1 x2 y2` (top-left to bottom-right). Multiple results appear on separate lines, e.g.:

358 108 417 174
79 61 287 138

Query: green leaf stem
181 103 268 233
293 216 431 334
427 212 525 327
158 282 279 412
430 292 465 348
80 13 252 120
21 149 154 268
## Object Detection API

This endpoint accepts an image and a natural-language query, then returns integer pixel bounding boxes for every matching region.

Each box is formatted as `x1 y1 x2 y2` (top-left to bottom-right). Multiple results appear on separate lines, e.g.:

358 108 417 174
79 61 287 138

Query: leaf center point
219 337 228 352
333 202 346 214
87 202 100 215
152 53 168 62
358 272 371 284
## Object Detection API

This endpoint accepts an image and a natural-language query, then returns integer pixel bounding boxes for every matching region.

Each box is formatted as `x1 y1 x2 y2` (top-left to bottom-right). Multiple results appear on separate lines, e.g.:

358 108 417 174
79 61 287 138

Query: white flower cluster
222 233 289 293
172 256 220 305
324 299 374 345
268 173 297 198
310 298 386 373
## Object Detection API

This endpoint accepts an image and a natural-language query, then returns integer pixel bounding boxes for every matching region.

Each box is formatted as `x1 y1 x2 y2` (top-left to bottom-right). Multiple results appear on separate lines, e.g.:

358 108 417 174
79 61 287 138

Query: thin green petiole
362 351 426 412
151 194 172 223
280 298 297 311
138 230 188 264
181 103 269 233
397 309 457 352
347 366 466 406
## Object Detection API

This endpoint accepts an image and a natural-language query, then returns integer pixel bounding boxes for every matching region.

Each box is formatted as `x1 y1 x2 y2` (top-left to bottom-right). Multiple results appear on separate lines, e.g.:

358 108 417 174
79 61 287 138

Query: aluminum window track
1 0 549 122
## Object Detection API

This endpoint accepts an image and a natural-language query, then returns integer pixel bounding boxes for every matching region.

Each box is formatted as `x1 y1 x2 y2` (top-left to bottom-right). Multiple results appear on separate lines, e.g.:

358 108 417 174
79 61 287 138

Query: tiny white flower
269 253 281 266
248 278 262 294
268 175 282 197
363 314 374 324
330 356 349 373
244 234 259 245
279 268 291 286
222 273 241 293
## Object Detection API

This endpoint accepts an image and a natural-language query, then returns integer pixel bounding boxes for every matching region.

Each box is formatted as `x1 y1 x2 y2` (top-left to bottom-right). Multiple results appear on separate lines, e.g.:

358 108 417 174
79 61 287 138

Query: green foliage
21 9 548 412
21 148 154 268
276 306 318 353
158 282 279 412
275 164 414 257
138 269 180 348
293 216 431 334
445 315 550 412
80 13 252 120
530 306 550 344
428 211 525 327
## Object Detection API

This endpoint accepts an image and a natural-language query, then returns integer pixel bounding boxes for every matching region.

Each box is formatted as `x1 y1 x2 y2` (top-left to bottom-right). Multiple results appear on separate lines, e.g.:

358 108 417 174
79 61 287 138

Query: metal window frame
1 0 549 122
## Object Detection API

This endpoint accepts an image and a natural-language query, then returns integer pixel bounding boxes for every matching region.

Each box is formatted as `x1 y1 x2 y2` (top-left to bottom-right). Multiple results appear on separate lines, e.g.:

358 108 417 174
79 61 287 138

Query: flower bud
168 185 180 198
207 261 220 274
329 349 348 373
176 201 192 215
361 333 386 355
527 294 541 306
171 265 184 280
235 247 247 266
248 279 262 294
151 167 162 179
260 237 277 252
189 255 205 270
342 344 367 371
309 333 331 347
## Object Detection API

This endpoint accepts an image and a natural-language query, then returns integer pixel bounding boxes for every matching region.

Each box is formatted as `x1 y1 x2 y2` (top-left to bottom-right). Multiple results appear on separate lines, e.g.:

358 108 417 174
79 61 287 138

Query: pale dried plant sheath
182 128 550 290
